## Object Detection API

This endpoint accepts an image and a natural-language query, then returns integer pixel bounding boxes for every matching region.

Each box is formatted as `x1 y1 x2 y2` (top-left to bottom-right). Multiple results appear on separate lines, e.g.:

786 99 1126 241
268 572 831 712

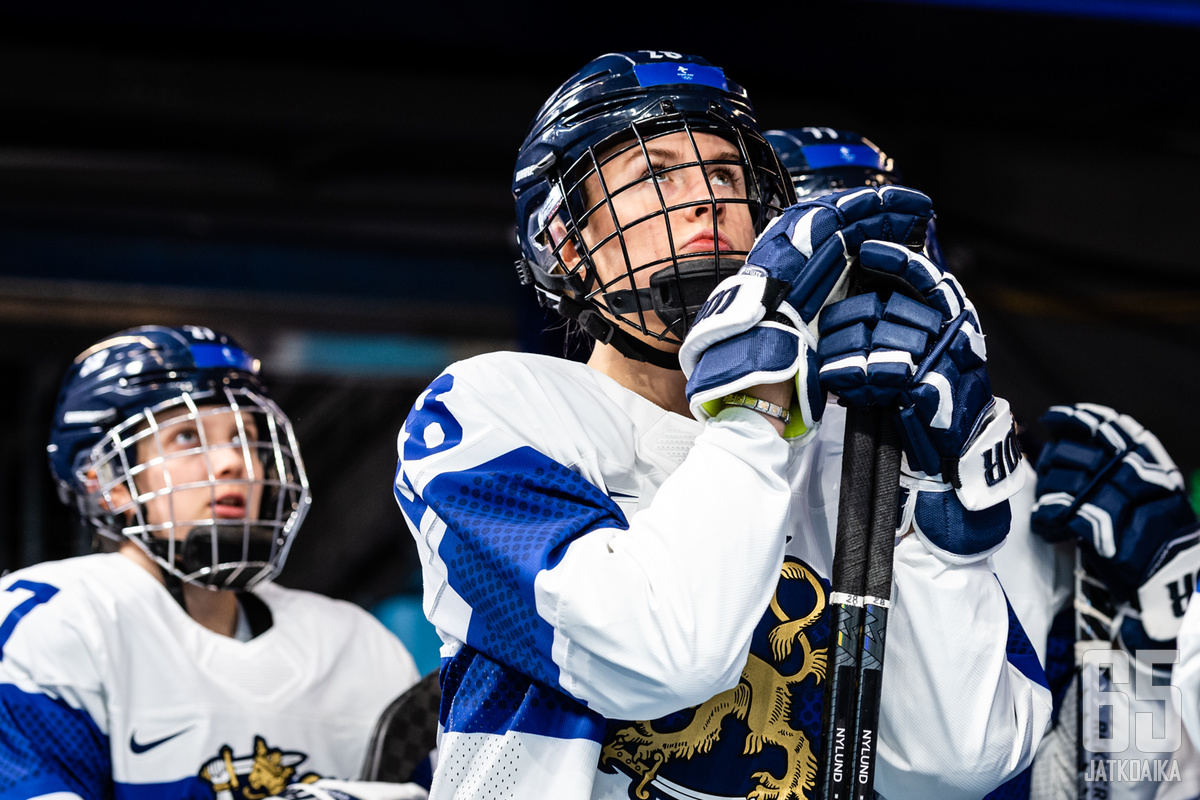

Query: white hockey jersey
0 553 420 800
394 351 1053 800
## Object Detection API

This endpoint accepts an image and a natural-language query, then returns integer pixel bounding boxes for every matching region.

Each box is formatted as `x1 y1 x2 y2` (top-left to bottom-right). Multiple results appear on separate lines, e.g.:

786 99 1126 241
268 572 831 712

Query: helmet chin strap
571 302 683 370
538 256 745 371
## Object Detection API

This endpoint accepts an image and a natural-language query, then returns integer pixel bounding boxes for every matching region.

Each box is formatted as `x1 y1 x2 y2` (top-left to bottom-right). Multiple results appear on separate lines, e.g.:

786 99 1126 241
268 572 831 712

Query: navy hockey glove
267 780 428 800
817 241 1025 561
1031 403 1200 641
680 186 932 436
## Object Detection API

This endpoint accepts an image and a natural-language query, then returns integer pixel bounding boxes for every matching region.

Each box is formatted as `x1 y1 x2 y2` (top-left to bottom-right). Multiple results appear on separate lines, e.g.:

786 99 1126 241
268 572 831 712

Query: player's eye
707 165 744 192
232 425 260 447
166 426 201 450
640 162 672 185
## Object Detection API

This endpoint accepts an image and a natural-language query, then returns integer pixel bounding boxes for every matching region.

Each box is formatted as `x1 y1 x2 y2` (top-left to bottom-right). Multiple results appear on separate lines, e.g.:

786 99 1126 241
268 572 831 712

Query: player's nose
681 172 726 219
209 439 250 478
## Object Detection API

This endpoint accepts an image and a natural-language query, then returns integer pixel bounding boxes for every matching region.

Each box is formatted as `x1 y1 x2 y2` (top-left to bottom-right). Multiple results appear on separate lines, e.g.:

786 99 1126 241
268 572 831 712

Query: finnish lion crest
198 735 320 799
600 558 828 800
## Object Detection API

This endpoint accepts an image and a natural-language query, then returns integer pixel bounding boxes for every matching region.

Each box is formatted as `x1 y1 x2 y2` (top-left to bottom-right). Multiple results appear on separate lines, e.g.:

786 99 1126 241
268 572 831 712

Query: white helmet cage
83 384 310 591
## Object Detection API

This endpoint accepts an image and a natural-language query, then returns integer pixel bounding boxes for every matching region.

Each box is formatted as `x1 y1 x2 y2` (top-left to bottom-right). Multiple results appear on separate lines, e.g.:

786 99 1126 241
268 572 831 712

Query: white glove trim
1078 501 1117 558
867 350 915 370
833 187 878 209
917 371 954 429
818 354 867 378
897 473 1008 565
787 207 827 258
1125 451 1186 491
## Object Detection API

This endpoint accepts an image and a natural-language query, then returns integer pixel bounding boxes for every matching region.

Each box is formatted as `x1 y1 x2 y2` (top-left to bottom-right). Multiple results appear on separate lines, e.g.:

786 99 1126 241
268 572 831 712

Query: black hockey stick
850 412 902 800
818 404 879 800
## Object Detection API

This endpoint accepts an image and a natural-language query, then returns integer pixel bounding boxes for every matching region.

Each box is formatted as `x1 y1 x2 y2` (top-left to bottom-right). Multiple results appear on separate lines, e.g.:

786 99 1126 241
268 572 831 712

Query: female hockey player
394 51 1052 799
0 325 424 800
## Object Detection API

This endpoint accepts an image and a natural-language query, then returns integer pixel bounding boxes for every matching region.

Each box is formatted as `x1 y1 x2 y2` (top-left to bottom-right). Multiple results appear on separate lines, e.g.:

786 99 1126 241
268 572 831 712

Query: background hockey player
394 51 1051 799
1023 402 1200 799
0 325 424 800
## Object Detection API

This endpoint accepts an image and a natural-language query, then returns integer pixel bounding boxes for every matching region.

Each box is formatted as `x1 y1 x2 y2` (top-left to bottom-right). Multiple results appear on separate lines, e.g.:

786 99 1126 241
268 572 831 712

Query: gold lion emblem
601 560 827 800
198 735 320 799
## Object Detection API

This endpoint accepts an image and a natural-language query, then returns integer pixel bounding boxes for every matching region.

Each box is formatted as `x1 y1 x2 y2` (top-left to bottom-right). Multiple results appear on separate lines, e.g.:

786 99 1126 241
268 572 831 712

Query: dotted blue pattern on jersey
424 445 628 694
0 683 111 800
439 647 605 741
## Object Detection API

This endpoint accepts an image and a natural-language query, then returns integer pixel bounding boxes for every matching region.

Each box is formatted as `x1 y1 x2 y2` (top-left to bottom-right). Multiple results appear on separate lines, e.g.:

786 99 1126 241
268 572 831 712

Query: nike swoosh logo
130 725 194 754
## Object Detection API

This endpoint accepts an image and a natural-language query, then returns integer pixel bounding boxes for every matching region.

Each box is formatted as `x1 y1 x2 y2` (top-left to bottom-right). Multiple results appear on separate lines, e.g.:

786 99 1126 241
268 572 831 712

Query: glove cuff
687 320 808 420
899 473 1012 564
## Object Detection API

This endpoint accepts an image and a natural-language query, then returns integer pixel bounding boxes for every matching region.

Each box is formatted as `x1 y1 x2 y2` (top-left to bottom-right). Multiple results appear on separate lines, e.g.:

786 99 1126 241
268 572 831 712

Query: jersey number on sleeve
0 580 59 660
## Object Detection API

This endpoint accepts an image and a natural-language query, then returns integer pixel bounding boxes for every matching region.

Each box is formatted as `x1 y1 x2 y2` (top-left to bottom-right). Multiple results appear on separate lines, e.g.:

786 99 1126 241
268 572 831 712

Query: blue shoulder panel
0 684 111 800
425 445 627 692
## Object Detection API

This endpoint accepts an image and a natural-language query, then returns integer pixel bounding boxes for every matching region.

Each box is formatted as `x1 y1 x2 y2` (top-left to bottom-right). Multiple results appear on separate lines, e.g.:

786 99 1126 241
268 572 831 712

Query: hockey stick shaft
852 412 902 800
818 405 879 800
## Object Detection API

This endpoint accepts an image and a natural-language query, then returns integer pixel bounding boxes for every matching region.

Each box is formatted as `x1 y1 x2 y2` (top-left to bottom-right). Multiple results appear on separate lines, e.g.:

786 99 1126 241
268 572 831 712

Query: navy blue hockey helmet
765 127 945 267
764 127 900 198
47 325 310 590
513 51 794 367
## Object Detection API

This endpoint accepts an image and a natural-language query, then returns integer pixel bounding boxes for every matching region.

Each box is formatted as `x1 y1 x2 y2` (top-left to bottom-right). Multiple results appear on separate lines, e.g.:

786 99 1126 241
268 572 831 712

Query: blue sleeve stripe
439 647 606 742
425 445 627 694
996 581 1050 690
0 685 111 800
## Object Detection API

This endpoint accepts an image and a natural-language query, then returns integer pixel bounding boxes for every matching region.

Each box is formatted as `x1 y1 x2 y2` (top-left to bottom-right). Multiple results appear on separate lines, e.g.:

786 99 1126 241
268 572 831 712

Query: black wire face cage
84 386 310 590
535 114 791 345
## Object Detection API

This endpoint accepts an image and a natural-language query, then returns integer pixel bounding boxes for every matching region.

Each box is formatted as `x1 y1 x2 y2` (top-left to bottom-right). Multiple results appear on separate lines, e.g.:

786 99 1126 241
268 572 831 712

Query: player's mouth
212 494 247 519
677 229 734 254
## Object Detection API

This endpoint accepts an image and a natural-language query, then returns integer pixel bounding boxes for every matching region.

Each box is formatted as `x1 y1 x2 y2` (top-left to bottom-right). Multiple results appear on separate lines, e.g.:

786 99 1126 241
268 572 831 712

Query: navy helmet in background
765 127 944 267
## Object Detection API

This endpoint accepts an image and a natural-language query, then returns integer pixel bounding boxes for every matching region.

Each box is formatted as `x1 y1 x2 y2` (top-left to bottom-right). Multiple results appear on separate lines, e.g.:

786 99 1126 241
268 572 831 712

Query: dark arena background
2 0 1198 672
